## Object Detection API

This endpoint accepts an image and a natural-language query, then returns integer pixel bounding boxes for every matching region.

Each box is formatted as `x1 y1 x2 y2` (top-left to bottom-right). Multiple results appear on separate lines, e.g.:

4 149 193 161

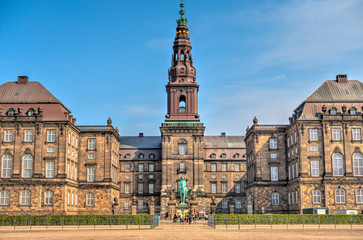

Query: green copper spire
177 0 188 26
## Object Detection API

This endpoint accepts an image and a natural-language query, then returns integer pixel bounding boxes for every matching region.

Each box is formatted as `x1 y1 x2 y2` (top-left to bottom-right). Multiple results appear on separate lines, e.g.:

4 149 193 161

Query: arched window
22 154 33 178
86 193 95 206
233 153 240 159
27 108 35 116
7 108 15 116
20 190 31 205
125 154 131 159
179 142 187 155
0 190 10 205
220 153 226 159
180 162 186 172
210 153 216 159
350 107 357 115
149 154 155 160
271 193 279 205
330 107 337 115
333 153 343 176
179 95 186 113
138 153 144 160
335 189 345 204
312 190 321 204
356 189 363 204
353 153 363 176
2 154 12 178
44 191 53 205
175 53 178 61
181 53 185 60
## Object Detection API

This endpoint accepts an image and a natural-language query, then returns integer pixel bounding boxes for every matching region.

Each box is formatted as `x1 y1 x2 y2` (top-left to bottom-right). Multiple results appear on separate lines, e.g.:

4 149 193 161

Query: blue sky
1 0 363 136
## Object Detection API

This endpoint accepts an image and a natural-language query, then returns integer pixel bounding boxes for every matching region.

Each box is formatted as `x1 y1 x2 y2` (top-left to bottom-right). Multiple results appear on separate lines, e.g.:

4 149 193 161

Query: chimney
336 74 347 83
139 133 144 138
17 76 29 84
221 132 226 137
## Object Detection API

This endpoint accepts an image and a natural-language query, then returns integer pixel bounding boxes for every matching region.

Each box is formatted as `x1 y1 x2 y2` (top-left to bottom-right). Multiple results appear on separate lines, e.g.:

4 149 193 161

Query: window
292 165 295 179
233 153 240 158
138 153 144 159
211 183 217 193
88 154 95 159
125 154 131 159
149 154 155 160
235 174 240 179
211 163 217 172
222 183 227 193
180 162 186 172
332 129 341 141
296 162 299 177
24 130 33 142
311 161 320 177
87 167 95 182
86 193 94 206
0 190 10 205
235 183 241 194
179 143 186 155
47 130 55 142
220 153 226 159
211 174 216 179
26 108 34 116
210 153 216 159
235 163 240 171
269 139 277 149
350 107 357 115
20 190 31 205
44 191 53 205
149 163 155 172
149 183 154 194
221 163 227 172
68 133 71 144
330 107 337 115
124 201 130 209
311 146 318 152
125 164 131 172
124 183 130 194
356 189 363 204
270 153 277 159
138 164 144 172
288 166 291 180
335 189 345 204
2 154 12 178
353 153 363 176
222 200 228 209
179 95 186 112
271 193 279 205
138 183 143 194
288 192 291 205
22 154 33 178
352 129 361 141
333 153 343 176
222 174 227 179
312 190 321 204
149 174 154 179
138 175 143 179
88 139 96 150
47 146 55 153
296 191 299 204
4 130 13 142
138 200 144 209
291 192 295 204
67 192 70 205
270 167 278 181
310 129 318 141
46 162 54 178
235 200 242 209
7 108 15 116
67 163 70 178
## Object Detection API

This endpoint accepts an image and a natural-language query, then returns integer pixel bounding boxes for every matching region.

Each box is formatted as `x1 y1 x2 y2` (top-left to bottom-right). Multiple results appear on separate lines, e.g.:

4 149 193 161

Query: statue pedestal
176 204 189 220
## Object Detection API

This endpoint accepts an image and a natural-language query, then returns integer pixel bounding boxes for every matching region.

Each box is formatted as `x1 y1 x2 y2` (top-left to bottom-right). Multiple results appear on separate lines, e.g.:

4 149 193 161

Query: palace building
0 2 362 216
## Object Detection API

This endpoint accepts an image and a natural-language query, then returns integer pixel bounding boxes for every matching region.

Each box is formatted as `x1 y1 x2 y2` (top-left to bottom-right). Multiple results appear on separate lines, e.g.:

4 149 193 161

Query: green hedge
214 214 363 225
0 215 151 226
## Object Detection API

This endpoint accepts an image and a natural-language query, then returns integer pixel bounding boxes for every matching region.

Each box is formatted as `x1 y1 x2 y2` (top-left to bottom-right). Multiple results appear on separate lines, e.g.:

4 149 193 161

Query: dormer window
138 153 144 159
220 153 226 159
125 154 131 159
27 108 35 116
149 154 155 160
7 108 15 116
330 107 337 115
179 95 186 113
210 153 216 159
233 153 240 158
350 107 357 115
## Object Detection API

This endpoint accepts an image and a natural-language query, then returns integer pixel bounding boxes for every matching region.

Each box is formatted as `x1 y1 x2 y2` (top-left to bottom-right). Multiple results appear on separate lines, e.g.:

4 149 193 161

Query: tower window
179 141 187 155
7 108 15 116
179 95 186 113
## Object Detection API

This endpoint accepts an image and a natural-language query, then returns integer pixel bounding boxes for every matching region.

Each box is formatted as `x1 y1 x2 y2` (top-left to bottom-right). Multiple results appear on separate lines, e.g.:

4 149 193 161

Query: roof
305 80 363 103
204 136 245 149
0 81 61 103
120 136 162 149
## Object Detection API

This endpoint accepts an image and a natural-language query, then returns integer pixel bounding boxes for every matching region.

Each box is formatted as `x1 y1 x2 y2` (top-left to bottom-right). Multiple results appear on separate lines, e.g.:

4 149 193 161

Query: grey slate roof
120 136 162 149
305 80 363 103
204 136 245 149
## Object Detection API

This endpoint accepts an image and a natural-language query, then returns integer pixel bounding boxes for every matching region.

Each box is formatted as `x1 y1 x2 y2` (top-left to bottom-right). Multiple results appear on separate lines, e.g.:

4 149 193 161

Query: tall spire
177 0 188 26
